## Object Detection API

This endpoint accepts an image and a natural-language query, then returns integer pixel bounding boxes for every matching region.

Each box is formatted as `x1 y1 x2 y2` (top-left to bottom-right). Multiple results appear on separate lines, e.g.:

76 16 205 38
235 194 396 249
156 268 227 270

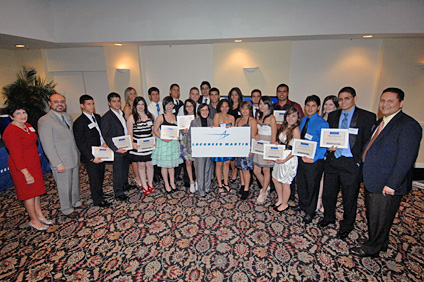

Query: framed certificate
137 137 155 152
274 110 286 124
251 139 270 155
292 139 317 159
320 129 349 148
112 135 133 150
263 144 286 160
160 125 179 140
91 146 114 161
177 115 195 130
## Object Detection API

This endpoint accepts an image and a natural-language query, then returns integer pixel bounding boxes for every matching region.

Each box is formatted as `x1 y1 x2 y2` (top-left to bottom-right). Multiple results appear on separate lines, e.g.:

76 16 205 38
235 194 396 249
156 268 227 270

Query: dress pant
52 165 80 215
361 191 402 255
297 158 324 216
85 161 105 205
322 155 360 232
195 157 213 196
113 153 129 197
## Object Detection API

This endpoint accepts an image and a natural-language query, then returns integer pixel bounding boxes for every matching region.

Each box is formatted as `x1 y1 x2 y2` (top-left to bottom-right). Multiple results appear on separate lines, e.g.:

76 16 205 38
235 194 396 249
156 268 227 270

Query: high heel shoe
141 185 151 196
274 205 289 213
29 222 49 231
147 182 155 193
38 217 53 225
171 185 177 192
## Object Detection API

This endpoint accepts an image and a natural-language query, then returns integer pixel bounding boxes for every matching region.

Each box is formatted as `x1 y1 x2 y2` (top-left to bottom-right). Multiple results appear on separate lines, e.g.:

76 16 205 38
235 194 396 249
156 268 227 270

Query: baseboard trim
415 163 424 168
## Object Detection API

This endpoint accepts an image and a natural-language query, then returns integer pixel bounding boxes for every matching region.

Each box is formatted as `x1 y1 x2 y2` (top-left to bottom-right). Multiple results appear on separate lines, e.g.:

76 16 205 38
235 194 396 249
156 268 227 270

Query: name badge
348 128 358 135
88 122 96 129
305 133 313 140
29 127 36 132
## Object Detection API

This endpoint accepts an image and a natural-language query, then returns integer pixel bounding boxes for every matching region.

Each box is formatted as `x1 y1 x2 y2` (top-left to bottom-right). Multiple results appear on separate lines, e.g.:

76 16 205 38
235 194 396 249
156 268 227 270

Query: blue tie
156 104 160 115
335 113 349 158
205 98 208 104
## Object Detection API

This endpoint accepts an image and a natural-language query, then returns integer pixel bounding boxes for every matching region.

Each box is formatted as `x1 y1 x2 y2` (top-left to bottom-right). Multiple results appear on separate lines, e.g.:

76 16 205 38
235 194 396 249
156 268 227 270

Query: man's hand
382 186 395 196
92 157 104 164
328 145 338 152
57 164 66 173
302 156 314 163
116 148 127 154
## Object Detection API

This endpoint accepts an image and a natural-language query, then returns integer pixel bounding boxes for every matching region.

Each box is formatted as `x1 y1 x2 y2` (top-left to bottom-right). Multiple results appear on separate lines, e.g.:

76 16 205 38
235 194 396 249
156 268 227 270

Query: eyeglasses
338 96 353 102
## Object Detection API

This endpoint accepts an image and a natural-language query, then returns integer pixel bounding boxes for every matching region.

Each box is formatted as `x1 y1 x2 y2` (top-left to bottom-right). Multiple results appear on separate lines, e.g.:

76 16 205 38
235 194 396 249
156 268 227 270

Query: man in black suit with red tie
73 95 110 208
350 87 422 257
319 87 376 240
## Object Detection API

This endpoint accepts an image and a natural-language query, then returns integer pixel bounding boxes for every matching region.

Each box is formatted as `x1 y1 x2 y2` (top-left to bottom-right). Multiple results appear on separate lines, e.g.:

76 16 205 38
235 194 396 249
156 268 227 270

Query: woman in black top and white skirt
127 96 155 196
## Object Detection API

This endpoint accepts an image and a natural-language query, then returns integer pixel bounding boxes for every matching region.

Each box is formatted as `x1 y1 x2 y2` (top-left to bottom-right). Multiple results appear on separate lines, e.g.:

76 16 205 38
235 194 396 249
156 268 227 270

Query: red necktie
362 121 384 161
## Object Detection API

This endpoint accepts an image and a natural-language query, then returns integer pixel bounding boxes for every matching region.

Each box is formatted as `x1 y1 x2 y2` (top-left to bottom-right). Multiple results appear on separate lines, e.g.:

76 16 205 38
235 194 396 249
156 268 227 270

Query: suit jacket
38 110 79 169
173 98 184 115
100 109 126 153
363 111 422 195
186 117 213 155
199 95 211 105
327 107 376 163
73 113 103 164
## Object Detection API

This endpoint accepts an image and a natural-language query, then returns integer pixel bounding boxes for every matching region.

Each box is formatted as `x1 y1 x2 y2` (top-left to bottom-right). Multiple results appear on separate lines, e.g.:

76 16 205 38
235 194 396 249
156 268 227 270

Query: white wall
139 44 213 101
289 39 383 112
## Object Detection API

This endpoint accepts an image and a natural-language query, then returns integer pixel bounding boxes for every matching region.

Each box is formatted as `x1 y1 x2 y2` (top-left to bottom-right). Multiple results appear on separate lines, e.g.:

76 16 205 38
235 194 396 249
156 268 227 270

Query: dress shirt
111 109 128 135
53 111 70 128
299 113 329 162
273 99 305 118
83 112 105 144
337 107 355 158
382 109 401 129
148 101 163 120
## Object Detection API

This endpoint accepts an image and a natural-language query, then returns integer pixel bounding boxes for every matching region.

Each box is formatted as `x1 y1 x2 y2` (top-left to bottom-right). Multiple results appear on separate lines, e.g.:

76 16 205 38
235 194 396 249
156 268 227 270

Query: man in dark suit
199 81 211 105
170 83 183 115
319 87 376 240
350 87 422 257
73 95 110 208
100 92 135 202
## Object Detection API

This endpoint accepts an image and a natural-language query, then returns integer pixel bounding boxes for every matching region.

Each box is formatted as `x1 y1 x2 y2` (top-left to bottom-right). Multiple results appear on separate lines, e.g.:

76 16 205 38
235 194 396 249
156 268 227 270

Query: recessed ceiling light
16 44 25 48
234 40 242 43
114 43 123 46
363 35 373 38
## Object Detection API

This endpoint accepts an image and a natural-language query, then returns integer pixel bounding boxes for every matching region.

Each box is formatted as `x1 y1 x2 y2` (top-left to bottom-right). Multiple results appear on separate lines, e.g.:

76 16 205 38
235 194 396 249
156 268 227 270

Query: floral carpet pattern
0 165 423 281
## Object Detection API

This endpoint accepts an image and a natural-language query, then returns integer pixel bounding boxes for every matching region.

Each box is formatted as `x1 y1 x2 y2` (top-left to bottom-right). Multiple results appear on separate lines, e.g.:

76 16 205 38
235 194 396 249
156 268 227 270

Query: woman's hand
133 143 140 149
25 174 34 184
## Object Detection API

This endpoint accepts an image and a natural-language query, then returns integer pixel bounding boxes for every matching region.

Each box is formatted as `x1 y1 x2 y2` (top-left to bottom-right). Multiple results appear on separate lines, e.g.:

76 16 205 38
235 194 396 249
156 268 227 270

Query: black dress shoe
238 185 245 194
303 214 313 224
240 189 249 200
291 205 302 211
349 246 379 258
318 219 335 228
337 230 350 240
125 184 137 191
95 201 111 208
115 195 129 202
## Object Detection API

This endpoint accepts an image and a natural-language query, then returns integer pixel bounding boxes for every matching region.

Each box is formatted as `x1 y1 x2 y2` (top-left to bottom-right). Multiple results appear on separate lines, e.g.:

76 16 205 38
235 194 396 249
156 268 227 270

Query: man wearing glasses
199 81 211 105
319 87 376 240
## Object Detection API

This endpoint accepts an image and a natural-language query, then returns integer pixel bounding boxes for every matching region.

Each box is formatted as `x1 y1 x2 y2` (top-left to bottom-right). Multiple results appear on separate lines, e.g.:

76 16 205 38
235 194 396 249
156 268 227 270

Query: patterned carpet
0 165 423 282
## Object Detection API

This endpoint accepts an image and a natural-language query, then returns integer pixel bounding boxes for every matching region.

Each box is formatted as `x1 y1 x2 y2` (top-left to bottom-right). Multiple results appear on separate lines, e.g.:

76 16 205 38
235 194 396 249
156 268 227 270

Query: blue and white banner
191 127 251 157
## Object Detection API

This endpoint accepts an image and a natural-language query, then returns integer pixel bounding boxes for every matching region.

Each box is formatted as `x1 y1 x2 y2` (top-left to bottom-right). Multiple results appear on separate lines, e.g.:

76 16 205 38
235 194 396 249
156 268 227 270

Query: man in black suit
100 92 135 202
170 83 183 115
199 81 211 105
319 87 376 240
73 95 110 208
350 87 422 257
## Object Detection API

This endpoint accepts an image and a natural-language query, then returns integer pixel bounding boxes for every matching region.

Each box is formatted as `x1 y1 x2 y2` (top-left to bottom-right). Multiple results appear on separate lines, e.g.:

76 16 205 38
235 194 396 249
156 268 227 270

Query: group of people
3 80 421 259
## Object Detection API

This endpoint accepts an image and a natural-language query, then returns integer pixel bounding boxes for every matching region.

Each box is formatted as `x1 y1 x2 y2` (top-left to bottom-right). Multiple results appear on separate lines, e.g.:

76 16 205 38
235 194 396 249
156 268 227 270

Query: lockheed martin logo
207 130 230 140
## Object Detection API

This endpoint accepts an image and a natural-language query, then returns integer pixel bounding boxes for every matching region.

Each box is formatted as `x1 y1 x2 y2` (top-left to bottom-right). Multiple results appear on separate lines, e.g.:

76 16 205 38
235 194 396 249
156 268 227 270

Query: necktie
92 116 96 123
254 108 259 119
362 121 384 161
335 113 349 158
205 98 208 104
62 115 70 129
156 104 160 115
300 118 309 139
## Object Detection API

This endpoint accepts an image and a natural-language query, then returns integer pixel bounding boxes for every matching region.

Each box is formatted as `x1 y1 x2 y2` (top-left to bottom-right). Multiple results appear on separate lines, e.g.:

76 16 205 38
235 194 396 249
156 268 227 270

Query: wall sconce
243 67 259 73
419 64 424 71
116 68 130 73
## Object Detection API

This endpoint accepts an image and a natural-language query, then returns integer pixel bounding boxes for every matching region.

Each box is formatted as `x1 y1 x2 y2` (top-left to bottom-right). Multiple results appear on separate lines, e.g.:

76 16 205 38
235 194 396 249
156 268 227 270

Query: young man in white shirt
147 87 163 120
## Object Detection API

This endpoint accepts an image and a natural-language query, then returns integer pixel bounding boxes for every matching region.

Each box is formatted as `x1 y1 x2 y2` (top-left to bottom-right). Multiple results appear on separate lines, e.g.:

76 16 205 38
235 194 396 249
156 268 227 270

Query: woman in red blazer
3 105 52 231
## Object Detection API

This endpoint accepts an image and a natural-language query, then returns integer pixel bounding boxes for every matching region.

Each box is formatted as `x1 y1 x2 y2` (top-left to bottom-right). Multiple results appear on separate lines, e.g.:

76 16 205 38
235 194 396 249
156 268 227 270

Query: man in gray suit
38 93 82 218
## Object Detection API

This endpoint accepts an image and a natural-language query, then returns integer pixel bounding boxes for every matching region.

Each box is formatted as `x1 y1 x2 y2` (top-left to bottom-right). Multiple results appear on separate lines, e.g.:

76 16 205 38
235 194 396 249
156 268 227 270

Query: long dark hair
132 96 153 122
258 96 273 121
228 87 243 109
321 95 339 117
277 106 301 145
216 99 230 113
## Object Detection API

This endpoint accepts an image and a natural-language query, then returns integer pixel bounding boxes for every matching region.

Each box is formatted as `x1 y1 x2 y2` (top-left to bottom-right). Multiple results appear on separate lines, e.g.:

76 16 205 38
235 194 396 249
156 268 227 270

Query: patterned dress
129 118 154 162
151 114 183 168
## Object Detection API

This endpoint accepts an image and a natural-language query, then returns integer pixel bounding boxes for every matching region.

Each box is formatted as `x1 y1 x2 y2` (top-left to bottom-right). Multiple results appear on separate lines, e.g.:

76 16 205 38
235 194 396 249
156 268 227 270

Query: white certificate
263 144 286 160
251 139 270 155
320 129 349 148
273 110 286 124
137 137 155 152
177 115 195 130
112 135 133 150
292 139 317 159
160 125 179 140
91 146 114 161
